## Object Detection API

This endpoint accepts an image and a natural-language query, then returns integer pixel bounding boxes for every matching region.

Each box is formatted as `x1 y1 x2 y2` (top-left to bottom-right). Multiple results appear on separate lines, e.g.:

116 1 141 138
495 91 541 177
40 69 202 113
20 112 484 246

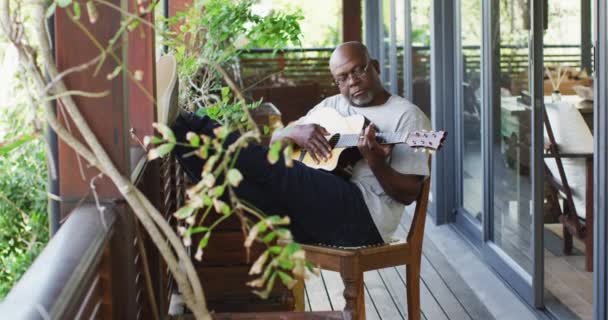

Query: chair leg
340 269 365 320
406 262 421 320
563 223 573 255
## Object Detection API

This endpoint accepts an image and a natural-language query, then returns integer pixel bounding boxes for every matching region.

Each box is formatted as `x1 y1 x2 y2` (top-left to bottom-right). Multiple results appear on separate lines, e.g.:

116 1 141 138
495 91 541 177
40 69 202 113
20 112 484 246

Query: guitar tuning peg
414 148 419 153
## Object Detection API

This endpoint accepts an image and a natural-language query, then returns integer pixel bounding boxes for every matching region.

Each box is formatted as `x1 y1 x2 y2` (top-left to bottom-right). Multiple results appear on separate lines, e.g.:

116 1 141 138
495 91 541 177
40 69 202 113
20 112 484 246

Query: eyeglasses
333 62 371 87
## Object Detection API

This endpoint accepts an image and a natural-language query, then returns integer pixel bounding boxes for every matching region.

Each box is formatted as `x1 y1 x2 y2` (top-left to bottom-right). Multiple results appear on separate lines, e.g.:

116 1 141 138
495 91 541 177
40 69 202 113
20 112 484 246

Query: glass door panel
491 0 533 274
460 0 482 222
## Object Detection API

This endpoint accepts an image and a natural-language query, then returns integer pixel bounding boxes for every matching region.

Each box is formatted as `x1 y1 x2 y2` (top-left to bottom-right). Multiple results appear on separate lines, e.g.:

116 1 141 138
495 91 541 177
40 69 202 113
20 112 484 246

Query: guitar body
290 108 447 175
292 108 367 172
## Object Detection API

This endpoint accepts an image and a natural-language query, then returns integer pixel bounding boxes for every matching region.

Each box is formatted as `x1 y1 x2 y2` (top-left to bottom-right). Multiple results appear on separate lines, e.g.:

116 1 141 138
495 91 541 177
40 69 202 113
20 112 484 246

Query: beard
348 91 374 107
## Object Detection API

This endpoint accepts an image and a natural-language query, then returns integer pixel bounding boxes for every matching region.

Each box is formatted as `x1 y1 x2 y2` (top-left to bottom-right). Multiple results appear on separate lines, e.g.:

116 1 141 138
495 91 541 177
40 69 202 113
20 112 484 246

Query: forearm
368 161 424 205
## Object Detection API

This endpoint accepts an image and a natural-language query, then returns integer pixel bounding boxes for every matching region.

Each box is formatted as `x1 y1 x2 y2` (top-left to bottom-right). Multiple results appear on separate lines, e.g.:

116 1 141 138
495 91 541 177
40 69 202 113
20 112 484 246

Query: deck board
363 285 382 320
321 270 346 311
364 270 404 320
305 268 332 311
376 267 409 319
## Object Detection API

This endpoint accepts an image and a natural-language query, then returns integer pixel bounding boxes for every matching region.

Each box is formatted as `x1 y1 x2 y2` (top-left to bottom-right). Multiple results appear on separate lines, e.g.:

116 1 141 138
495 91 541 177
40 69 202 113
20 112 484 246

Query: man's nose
347 74 361 86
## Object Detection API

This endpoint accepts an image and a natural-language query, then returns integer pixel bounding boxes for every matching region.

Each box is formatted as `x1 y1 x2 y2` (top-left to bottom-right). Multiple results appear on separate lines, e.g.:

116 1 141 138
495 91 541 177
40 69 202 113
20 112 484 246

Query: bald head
329 42 371 71
328 42 387 107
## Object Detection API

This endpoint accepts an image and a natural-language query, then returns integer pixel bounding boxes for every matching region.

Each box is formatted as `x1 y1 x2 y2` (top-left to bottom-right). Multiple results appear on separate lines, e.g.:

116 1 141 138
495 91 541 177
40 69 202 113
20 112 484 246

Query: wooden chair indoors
543 101 594 272
301 173 431 320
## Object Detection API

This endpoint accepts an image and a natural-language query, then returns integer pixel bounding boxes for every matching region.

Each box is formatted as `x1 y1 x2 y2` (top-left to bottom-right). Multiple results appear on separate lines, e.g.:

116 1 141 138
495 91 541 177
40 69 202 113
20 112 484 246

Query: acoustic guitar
292 108 447 174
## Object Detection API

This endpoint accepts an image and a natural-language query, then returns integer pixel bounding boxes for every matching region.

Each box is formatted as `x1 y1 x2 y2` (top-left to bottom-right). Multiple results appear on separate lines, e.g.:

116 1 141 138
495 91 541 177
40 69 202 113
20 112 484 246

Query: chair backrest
544 101 593 218
406 161 431 251
156 54 179 126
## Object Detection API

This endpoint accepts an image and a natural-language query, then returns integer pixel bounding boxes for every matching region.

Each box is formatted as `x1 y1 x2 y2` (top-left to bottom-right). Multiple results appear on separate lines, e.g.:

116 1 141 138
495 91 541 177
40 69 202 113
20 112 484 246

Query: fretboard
329 132 406 148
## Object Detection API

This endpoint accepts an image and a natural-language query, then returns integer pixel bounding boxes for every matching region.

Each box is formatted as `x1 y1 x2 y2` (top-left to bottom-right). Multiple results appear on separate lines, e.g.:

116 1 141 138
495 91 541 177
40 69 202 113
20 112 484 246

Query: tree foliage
0 100 48 299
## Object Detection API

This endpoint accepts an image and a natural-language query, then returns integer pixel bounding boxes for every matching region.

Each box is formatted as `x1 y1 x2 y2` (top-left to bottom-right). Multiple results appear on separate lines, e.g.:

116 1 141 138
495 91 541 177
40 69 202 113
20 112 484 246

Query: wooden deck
303 207 541 320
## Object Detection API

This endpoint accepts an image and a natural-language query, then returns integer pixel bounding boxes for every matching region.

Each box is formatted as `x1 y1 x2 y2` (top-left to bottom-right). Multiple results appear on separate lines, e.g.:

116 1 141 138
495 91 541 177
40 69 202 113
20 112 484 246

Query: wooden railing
0 150 162 320
0 205 116 319
238 45 587 99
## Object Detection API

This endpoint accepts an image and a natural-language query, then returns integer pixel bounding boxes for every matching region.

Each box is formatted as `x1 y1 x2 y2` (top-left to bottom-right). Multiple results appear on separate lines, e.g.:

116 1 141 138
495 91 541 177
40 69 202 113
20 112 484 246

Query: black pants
171 112 383 247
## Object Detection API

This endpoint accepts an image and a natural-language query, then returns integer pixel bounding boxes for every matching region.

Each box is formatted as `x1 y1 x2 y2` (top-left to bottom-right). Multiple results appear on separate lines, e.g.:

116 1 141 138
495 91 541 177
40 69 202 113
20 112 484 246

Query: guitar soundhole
328 134 340 149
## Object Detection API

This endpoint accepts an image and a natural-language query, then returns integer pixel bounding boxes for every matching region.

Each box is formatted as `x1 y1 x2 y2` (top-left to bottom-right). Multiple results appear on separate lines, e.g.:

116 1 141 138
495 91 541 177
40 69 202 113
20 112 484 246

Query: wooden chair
543 101 594 271
301 175 431 320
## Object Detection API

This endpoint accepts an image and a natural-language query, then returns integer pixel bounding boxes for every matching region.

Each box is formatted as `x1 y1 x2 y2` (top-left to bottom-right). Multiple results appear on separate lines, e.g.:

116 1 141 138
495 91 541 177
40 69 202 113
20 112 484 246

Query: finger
305 144 321 163
317 125 330 136
310 138 330 159
381 144 394 156
313 135 332 156
357 135 367 152
364 125 375 140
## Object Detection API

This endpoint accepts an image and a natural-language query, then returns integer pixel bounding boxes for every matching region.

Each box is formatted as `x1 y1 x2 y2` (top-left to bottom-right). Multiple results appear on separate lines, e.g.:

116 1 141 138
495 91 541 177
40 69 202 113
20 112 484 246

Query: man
172 42 430 247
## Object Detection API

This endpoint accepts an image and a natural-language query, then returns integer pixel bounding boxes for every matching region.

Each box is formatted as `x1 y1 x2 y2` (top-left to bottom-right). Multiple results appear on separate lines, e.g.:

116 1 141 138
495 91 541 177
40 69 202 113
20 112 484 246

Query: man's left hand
357 124 393 168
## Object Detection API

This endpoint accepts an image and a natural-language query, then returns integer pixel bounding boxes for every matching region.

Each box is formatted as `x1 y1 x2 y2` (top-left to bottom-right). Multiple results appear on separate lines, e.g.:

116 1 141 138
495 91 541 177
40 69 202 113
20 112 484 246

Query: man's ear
371 59 381 74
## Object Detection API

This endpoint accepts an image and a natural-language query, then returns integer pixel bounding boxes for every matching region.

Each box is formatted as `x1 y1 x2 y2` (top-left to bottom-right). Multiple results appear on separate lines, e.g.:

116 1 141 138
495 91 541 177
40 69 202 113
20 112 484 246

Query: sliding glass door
454 0 545 307
484 0 545 306
455 0 483 243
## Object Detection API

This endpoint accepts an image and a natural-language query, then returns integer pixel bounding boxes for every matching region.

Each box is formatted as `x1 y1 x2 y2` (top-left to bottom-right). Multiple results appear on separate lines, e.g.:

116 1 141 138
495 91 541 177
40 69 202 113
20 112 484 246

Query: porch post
342 0 362 42
430 0 456 225
593 0 607 318
54 1 134 318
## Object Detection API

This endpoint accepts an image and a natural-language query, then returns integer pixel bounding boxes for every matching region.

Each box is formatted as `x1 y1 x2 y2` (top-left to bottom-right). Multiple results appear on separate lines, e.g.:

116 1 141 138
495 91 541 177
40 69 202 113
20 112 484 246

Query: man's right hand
285 124 332 163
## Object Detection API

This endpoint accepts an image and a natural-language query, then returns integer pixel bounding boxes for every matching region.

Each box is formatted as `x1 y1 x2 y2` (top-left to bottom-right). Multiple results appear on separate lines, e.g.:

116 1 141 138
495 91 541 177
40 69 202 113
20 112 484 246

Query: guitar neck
332 132 406 148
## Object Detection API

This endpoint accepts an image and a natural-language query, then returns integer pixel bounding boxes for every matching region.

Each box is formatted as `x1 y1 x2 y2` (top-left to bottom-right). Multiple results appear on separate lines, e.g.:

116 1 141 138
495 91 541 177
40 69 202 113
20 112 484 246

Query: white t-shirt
298 94 431 242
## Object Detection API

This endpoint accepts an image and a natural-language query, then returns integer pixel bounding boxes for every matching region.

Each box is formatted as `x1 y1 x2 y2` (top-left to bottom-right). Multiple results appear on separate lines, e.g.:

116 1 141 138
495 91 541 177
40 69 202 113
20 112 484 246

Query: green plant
2 1 310 317
161 0 303 110
0 105 48 299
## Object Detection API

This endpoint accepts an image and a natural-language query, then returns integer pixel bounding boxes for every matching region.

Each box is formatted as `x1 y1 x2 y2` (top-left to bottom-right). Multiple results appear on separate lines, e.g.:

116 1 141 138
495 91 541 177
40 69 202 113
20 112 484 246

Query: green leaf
255 220 268 233
268 246 282 255
0 134 36 157
220 202 231 216
198 231 212 249
174 206 195 219
187 226 209 236
143 135 163 147
57 0 72 8
262 231 276 244
277 259 294 270
283 144 293 167
153 123 176 143
198 145 209 159
202 195 213 206
284 242 301 256
85 1 98 24
212 185 225 197
147 143 174 160
186 132 200 147
72 2 81 19
106 65 123 80
276 228 292 240
204 155 219 172
221 87 231 101
277 270 296 289
128 20 141 31
267 141 281 164
226 169 243 187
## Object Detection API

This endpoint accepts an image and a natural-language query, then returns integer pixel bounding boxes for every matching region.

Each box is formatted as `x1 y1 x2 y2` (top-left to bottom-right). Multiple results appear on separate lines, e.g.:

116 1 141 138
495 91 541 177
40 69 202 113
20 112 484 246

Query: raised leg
406 262 421 320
